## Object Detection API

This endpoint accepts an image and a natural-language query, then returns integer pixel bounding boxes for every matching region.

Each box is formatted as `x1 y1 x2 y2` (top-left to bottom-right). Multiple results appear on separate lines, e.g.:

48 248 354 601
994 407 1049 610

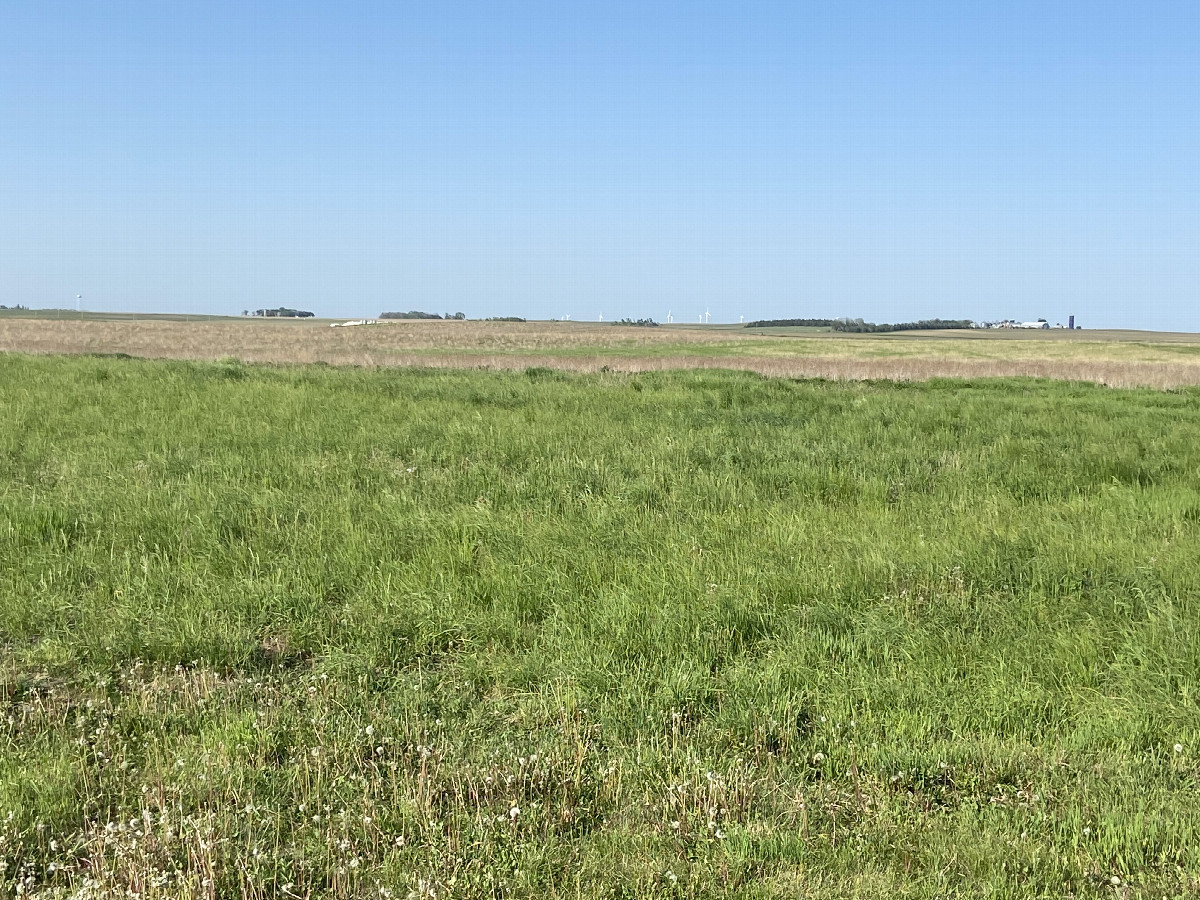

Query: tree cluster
744 318 840 328
745 317 973 332
379 311 466 320
833 318 974 333
252 307 314 318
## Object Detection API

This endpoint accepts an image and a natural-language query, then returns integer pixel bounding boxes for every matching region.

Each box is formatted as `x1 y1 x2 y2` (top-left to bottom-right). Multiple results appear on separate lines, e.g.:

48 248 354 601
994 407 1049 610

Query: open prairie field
3 313 1200 388
2 353 1199 898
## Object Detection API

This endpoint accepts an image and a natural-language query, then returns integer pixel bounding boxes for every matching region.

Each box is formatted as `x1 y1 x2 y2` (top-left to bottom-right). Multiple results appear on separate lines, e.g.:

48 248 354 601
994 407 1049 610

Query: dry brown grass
0 318 752 356
3 317 1200 389
439 353 1200 390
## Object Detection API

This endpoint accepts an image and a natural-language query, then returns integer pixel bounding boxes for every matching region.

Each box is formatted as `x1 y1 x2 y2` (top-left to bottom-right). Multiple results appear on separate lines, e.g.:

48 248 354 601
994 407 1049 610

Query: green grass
2 353 1199 899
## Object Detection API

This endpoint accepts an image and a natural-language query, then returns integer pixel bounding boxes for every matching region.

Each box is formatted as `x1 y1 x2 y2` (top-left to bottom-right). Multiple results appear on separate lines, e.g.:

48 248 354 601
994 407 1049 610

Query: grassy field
3 315 1200 389
2 352 1199 898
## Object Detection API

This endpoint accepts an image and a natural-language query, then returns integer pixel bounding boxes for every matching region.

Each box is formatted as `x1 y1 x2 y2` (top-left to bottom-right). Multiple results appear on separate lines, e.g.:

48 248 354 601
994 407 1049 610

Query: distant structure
1069 315 1075 329
252 307 314 318
978 318 1053 330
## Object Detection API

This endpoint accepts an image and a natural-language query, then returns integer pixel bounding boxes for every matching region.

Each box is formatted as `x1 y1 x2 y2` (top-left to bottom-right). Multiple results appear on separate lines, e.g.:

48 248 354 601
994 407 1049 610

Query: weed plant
1 354 1199 898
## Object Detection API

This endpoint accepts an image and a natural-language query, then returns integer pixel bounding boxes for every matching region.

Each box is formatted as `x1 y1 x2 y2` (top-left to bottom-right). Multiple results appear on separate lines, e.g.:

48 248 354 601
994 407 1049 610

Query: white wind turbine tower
704 308 711 324
666 310 673 323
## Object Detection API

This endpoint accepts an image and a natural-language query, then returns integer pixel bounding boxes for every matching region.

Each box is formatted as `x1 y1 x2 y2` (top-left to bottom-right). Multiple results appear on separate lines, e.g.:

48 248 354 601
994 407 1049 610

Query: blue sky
2 1 1199 328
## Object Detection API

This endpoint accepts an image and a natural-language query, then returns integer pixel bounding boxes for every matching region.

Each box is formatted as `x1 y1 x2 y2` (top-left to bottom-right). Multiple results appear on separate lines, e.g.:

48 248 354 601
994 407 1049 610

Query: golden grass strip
3 318 1200 389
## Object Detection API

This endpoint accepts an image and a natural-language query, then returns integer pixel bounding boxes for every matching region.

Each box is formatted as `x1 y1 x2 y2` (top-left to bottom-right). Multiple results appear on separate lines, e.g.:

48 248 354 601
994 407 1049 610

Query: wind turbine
704 308 711 324
666 310 673 323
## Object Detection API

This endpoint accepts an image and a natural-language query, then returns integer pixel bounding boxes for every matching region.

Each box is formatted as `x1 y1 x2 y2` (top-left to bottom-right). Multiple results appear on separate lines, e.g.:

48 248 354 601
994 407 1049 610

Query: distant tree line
0 304 29 310
484 316 526 322
613 318 660 327
831 318 975 333
745 317 974 332
380 311 466 320
744 318 839 328
251 307 314 318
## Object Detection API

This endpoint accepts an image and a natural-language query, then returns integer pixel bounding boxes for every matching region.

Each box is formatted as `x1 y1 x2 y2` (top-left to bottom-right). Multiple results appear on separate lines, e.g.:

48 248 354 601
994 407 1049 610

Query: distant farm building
979 318 1054 329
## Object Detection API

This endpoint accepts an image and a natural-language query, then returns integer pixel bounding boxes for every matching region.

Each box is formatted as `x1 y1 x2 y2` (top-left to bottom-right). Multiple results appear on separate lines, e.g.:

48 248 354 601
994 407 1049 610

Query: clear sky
3 1 1198 329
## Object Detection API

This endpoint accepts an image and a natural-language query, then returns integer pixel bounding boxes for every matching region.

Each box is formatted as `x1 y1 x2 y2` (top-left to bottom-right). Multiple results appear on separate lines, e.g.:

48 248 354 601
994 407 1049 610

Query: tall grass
1 354 1198 898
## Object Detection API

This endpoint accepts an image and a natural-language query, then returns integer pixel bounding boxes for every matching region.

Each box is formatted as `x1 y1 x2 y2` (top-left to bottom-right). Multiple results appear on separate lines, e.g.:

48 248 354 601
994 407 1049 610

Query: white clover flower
1174 743 1184 754
509 805 520 820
